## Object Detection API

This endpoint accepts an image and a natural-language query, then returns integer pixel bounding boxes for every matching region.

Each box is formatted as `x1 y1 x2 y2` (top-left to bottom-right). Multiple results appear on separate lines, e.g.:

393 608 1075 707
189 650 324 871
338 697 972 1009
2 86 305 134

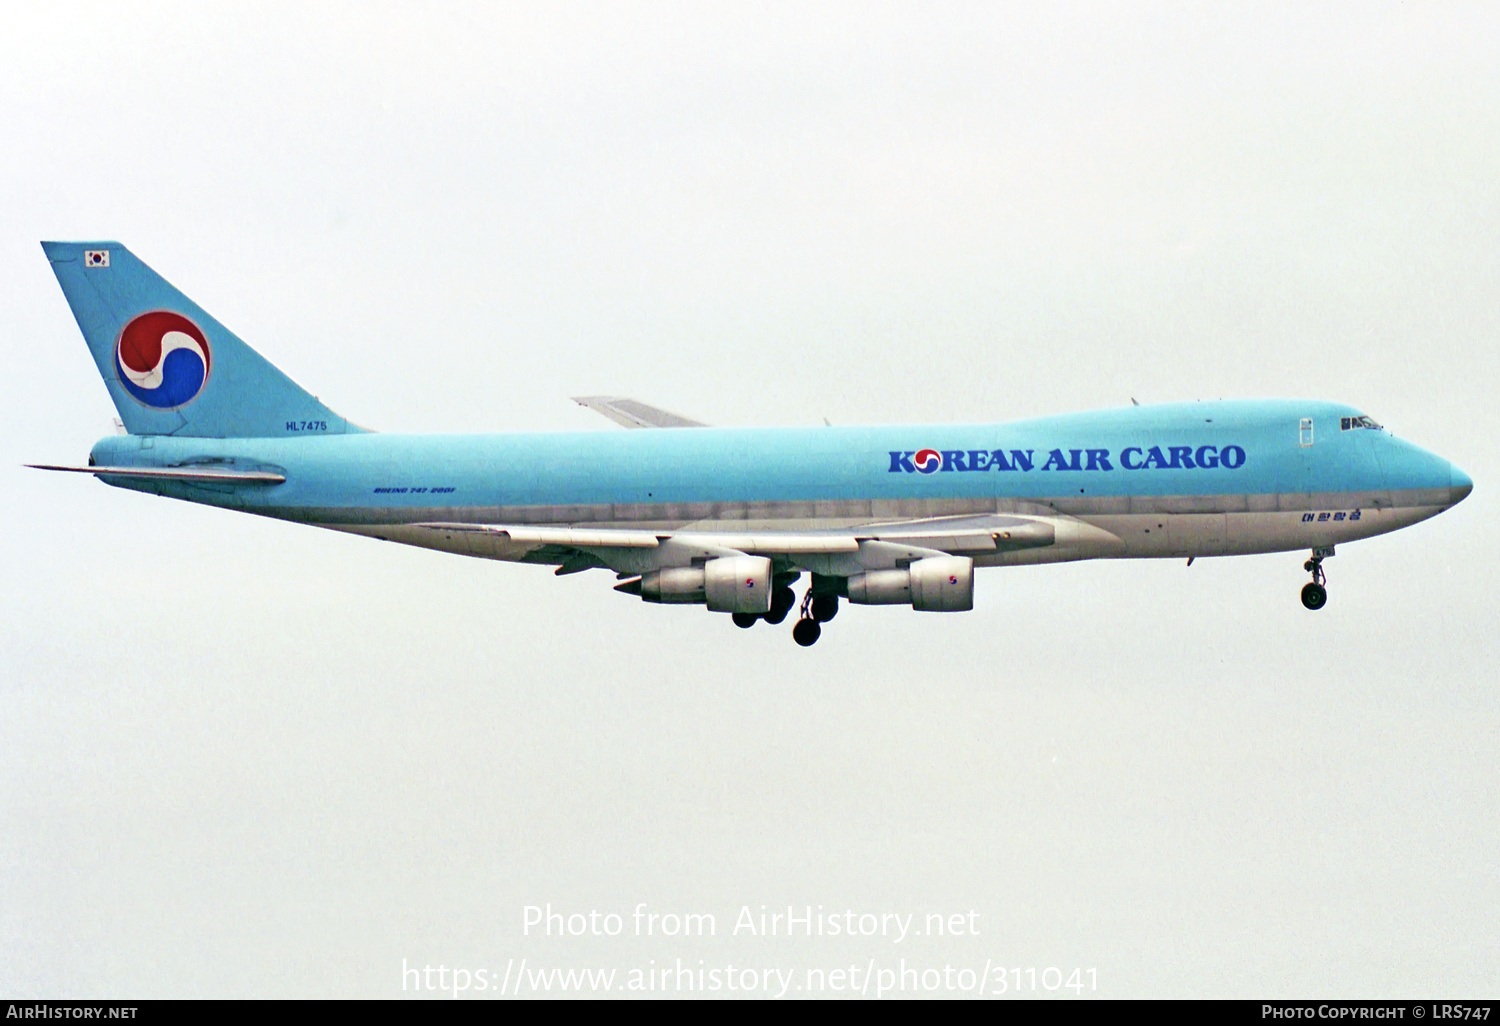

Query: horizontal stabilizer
571 396 706 429
27 464 286 484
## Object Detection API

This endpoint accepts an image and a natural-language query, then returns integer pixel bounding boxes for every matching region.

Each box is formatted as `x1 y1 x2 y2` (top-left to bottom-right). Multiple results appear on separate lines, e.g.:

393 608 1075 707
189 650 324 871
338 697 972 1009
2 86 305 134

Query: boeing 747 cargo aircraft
32 243 1472 646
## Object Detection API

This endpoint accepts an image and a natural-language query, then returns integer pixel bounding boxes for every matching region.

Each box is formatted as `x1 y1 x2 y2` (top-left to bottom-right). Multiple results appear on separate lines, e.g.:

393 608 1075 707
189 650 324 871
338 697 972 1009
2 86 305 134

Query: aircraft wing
570 396 707 429
410 513 1098 576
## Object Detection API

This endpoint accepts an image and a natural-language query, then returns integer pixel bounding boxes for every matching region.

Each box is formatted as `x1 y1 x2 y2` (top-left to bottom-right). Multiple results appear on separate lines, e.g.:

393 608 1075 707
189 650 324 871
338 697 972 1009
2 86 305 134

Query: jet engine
636 555 773 614
846 555 973 612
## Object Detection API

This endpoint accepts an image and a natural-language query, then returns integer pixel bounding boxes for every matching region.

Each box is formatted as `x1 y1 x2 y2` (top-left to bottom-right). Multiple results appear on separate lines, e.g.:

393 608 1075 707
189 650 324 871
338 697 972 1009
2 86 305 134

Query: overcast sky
2 2 1496 998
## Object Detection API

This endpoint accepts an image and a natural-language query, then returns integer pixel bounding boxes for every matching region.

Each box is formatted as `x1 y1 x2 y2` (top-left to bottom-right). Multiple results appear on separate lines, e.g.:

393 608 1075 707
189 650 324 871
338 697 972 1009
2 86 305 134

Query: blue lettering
940 450 967 471
1195 445 1220 468
987 449 1015 471
1143 446 1170 469
888 451 915 473
1009 449 1035 472
1041 449 1083 471
1085 448 1113 471
1317 512 1330 522
1220 445 1246 469
1120 447 1144 470
1350 509 1361 521
966 450 990 472
1168 446 1195 469
1302 513 1314 522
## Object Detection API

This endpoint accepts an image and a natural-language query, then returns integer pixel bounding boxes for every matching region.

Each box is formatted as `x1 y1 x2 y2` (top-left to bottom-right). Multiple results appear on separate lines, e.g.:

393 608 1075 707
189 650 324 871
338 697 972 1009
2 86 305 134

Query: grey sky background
1 2 1496 998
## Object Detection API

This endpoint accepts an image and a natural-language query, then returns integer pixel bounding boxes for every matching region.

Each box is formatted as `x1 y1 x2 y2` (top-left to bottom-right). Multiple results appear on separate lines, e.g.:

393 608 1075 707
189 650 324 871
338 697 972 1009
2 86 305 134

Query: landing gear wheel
1301 550 1329 609
810 594 839 623
732 612 759 629
792 618 822 647
764 586 796 625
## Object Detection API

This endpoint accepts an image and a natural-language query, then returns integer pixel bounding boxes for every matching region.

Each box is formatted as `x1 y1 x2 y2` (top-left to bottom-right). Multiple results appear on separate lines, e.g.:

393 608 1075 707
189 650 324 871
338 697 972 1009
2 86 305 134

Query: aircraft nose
1450 462 1473 506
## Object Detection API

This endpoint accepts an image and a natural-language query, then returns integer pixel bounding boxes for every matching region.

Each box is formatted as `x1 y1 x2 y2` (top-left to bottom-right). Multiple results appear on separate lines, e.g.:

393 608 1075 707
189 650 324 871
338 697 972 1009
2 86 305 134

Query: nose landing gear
1301 547 1333 610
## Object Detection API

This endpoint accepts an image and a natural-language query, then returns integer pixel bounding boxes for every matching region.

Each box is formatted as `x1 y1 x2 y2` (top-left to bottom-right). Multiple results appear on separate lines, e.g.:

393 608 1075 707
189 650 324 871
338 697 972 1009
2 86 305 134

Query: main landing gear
792 584 840 647
732 574 800 630
732 573 840 646
766 582 797 625
1301 547 1333 610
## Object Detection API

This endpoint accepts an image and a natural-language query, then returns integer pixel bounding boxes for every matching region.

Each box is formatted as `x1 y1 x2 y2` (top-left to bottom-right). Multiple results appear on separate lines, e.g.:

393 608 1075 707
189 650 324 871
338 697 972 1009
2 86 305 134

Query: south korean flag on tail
84 249 110 268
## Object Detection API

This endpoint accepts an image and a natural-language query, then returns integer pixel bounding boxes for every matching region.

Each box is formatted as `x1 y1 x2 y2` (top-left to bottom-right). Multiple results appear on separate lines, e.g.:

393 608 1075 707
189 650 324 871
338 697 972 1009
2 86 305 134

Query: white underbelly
1083 505 1446 558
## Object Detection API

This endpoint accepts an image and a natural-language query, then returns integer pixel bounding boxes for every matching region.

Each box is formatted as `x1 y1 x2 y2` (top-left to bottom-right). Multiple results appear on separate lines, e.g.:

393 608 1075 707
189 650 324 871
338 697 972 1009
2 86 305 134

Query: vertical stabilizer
42 241 361 438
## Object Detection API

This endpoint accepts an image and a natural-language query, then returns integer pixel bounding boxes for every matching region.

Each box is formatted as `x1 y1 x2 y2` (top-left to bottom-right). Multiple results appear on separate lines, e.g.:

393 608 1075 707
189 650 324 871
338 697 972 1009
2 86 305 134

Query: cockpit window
1341 415 1382 431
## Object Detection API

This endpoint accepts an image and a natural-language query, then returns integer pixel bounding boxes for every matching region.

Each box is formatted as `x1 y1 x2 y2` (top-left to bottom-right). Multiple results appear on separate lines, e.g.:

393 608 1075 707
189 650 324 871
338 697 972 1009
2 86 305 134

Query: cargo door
1275 415 1317 502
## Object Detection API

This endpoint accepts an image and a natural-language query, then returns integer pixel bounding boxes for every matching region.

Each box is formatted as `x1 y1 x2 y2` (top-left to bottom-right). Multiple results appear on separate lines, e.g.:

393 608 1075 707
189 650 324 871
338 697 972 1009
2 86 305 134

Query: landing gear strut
792 580 841 646
1301 547 1332 610
792 589 821 647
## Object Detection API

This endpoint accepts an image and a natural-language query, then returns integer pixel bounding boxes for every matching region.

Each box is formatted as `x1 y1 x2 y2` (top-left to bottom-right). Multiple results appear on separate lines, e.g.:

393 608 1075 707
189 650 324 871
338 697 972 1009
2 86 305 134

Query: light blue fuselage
88 398 1470 567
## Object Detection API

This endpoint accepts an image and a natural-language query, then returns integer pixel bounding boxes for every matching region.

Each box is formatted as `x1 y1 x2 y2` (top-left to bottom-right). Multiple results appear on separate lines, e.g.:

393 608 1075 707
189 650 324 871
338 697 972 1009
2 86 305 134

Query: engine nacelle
704 555 773 614
847 555 974 612
909 555 973 611
845 569 911 605
639 567 706 603
638 556 773 613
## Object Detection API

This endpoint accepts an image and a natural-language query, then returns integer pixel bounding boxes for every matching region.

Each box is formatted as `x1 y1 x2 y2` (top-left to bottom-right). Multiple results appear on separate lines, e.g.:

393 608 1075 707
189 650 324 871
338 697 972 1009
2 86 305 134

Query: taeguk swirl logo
912 448 943 474
115 311 212 409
